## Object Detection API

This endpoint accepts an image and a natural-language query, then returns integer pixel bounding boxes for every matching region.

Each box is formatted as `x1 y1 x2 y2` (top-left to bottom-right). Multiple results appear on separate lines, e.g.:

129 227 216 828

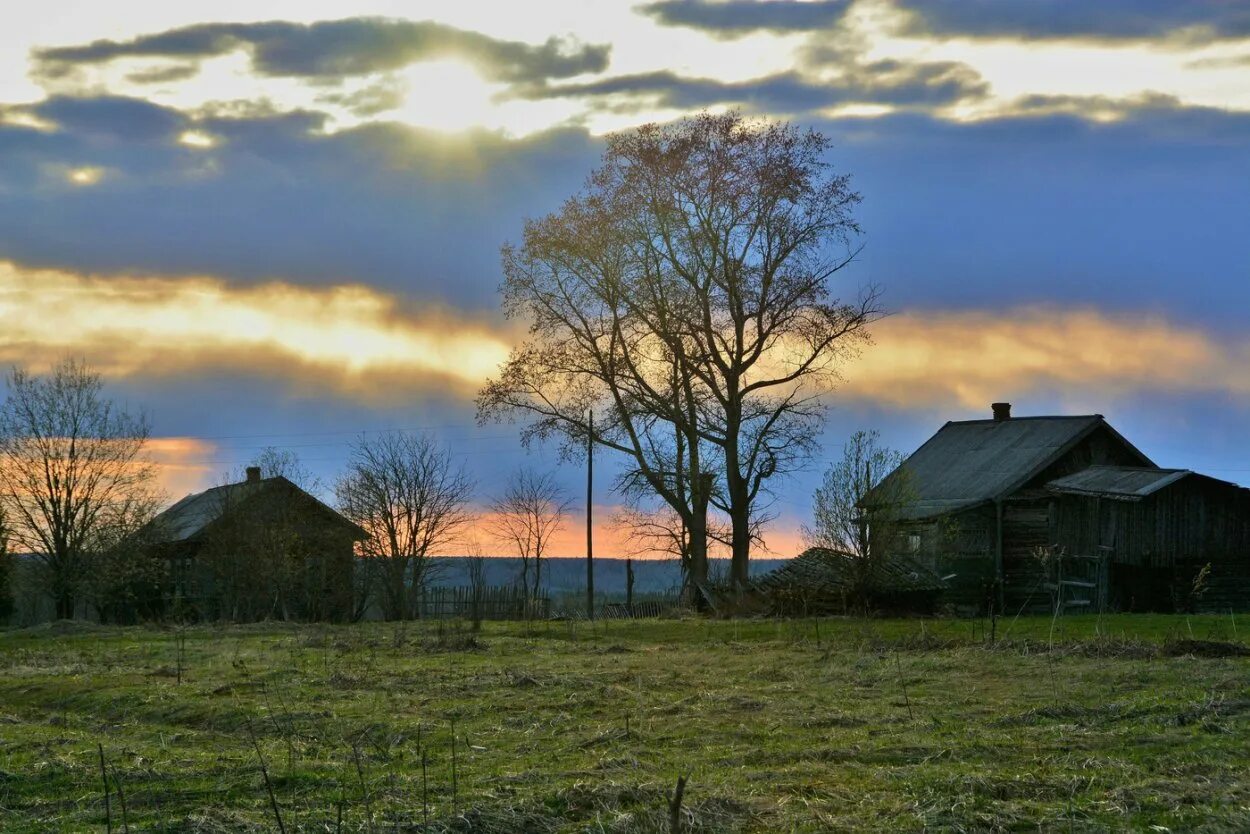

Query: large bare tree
335 432 474 620
480 112 877 589
488 468 570 605
0 359 157 619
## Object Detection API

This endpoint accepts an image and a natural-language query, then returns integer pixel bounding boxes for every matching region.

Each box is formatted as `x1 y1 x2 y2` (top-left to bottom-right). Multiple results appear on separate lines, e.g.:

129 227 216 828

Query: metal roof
751 547 948 594
879 415 1152 520
1046 466 1194 500
147 476 365 543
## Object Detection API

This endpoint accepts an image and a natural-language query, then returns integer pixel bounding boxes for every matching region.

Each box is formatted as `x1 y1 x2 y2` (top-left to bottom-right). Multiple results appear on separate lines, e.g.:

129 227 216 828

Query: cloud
1 91 1248 351
892 0 1250 44
315 77 408 117
0 261 514 400
146 437 220 499
638 0 1250 46
34 18 610 86
24 94 188 144
514 60 987 113
124 63 201 85
5 257 1245 429
637 0 852 39
842 308 1250 409
0 95 600 306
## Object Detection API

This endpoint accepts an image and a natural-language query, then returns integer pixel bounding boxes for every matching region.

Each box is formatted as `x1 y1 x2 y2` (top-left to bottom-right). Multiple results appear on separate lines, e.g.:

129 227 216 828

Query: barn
876 404 1250 614
146 466 366 621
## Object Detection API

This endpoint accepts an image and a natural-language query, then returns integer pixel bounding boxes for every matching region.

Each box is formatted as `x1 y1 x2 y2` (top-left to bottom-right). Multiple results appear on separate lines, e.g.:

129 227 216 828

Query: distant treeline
422 557 790 596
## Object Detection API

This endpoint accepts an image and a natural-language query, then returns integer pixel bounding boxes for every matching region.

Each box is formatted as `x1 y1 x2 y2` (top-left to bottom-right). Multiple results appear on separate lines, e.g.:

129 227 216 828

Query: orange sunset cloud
844 307 1250 408
0 261 513 398
2 261 1246 413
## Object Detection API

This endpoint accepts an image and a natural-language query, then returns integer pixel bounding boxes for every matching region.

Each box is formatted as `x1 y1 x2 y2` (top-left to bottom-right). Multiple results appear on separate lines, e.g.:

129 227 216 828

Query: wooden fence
416 585 549 620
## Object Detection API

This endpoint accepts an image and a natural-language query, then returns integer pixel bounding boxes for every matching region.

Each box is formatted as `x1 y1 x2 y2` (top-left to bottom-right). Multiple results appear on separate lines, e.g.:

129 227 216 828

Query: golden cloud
146 436 218 499
843 307 1250 408
0 261 513 398
1 261 1245 413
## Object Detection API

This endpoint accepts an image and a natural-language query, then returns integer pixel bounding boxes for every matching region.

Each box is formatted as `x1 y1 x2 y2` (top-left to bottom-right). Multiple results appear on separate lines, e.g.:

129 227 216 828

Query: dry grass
1 614 1249 831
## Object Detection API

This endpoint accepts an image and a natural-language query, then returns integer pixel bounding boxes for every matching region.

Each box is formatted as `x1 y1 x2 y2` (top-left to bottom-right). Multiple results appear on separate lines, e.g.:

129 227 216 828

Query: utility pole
586 410 595 621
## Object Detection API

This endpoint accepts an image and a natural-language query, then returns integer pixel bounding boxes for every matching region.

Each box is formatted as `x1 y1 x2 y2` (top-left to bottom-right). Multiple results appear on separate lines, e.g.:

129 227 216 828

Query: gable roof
883 415 1153 520
148 476 365 544
1047 465 1226 501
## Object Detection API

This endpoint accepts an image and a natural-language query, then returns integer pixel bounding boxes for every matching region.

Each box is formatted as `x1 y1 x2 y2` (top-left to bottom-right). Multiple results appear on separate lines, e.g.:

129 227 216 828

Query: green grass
2 613 1250 832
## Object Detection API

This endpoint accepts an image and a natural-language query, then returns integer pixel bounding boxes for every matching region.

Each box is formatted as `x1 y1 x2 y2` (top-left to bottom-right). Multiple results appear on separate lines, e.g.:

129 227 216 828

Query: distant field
2 614 1249 832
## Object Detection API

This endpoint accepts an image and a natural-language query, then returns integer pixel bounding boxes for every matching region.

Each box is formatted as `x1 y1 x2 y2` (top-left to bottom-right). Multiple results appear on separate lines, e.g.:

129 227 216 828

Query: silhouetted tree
488 469 570 606
336 432 474 620
462 536 488 631
804 430 912 606
480 112 877 590
81 491 164 623
0 507 12 625
0 359 157 619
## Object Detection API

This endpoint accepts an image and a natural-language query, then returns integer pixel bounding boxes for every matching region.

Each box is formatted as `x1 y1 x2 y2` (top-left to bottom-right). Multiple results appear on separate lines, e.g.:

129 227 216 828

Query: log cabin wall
902 505 996 614
1001 499 1053 612
1051 478 1250 612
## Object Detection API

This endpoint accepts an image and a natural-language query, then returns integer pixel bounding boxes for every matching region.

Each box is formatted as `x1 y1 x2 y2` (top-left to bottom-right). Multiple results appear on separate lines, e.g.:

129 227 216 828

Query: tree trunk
686 510 709 587
724 451 751 590
728 504 751 590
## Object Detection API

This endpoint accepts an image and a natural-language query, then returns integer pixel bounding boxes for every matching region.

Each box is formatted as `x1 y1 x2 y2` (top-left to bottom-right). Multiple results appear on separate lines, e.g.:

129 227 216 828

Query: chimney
245 466 262 483
992 402 1012 422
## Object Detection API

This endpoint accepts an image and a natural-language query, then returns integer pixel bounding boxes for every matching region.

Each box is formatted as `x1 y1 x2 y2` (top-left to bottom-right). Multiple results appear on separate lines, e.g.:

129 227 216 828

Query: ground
2 614 1250 832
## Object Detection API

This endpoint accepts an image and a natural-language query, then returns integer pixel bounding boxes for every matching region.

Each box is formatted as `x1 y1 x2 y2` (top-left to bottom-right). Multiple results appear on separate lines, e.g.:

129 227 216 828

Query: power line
179 422 509 442
191 433 523 452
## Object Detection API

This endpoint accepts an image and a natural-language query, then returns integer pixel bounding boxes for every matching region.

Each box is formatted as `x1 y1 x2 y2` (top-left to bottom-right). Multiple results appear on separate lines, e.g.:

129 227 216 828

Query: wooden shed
145 467 366 622
873 404 1250 614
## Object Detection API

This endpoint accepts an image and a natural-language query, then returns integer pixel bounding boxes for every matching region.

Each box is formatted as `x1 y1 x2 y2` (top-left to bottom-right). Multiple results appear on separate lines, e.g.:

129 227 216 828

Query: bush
0 549 12 626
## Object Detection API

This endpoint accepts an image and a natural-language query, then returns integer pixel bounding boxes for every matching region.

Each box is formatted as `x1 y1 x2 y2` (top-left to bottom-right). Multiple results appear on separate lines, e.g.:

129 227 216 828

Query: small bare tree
238 447 325 494
804 430 911 608
0 506 12 625
489 469 570 607
461 536 488 631
336 432 474 621
81 489 165 623
0 359 156 619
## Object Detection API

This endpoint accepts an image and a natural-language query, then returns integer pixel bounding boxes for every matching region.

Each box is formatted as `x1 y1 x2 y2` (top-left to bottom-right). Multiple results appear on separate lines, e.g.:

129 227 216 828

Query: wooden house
876 404 1250 614
146 467 366 621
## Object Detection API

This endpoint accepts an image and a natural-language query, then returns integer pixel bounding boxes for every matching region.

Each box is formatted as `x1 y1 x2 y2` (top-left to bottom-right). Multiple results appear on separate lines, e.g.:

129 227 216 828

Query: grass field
2 613 1250 832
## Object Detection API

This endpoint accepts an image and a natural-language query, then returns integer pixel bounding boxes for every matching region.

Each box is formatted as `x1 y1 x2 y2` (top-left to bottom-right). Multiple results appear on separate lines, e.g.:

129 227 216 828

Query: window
908 534 922 553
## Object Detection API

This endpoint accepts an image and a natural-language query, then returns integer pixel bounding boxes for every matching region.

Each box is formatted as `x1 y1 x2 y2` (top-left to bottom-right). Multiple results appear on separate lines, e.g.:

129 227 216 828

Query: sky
1 0 1248 558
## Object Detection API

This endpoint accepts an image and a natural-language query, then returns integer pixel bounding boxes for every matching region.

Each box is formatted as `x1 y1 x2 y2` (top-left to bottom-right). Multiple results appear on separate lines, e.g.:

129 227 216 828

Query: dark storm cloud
0 95 599 309
636 0 852 38
637 0 1250 44
1 91 1248 330
894 0 1250 43
810 101 1250 330
31 95 189 143
513 60 988 112
34 18 610 85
